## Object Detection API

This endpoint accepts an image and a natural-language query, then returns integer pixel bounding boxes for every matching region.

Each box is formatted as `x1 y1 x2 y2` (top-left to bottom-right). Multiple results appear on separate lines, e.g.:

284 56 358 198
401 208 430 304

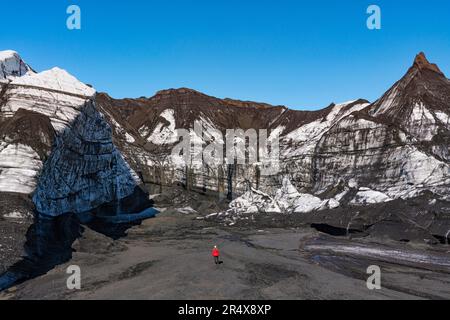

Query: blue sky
1 0 450 110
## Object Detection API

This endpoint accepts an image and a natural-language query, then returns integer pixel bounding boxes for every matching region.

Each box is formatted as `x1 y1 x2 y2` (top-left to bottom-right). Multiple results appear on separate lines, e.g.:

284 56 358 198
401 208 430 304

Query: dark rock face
97 53 450 201
94 53 450 242
313 53 450 198
0 108 55 160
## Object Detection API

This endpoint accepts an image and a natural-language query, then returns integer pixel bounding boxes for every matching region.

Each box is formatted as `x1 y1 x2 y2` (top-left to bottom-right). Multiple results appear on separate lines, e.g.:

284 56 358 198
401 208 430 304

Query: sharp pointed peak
412 52 444 75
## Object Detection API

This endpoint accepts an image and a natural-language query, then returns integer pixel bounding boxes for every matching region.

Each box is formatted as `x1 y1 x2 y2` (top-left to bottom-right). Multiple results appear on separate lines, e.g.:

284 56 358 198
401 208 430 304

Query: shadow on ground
0 208 156 292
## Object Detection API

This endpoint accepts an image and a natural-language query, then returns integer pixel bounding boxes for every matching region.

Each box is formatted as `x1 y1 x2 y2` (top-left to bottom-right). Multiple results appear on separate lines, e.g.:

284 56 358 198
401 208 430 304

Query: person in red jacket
212 245 220 265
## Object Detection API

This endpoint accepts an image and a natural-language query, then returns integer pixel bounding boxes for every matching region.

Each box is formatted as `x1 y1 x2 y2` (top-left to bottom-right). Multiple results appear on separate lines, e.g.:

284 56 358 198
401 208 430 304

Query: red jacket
212 248 220 257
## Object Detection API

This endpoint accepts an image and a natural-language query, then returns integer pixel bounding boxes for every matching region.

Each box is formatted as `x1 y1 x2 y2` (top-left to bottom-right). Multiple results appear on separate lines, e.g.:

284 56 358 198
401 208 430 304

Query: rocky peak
370 52 449 120
0 50 34 80
154 88 206 98
412 52 444 76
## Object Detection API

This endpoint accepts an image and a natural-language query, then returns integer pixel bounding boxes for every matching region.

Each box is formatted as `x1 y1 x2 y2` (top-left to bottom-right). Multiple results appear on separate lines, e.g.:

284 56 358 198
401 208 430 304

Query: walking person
212 245 220 265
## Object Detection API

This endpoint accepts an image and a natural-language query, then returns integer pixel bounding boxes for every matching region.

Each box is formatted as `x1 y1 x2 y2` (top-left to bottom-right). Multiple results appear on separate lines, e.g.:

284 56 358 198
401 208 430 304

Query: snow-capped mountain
1 50 449 239
0 51 152 219
97 53 450 202
314 53 450 199
90 53 450 241
0 50 33 80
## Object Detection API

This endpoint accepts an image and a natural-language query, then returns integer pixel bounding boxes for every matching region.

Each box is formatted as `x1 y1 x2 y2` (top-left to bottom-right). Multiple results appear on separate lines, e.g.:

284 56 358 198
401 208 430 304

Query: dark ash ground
1 187 450 300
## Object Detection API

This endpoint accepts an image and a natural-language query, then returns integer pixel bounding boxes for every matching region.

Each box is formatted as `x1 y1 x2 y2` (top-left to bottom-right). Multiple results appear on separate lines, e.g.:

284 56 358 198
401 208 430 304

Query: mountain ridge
1 50 450 254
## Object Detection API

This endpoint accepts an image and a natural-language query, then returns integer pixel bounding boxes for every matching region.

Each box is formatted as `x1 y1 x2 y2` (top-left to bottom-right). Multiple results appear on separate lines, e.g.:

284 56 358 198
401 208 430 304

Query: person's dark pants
214 256 219 264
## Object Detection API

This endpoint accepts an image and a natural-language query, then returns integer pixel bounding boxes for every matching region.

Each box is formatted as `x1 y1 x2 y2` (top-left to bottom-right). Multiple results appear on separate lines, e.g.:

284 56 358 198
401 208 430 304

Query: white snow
283 101 369 157
274 177 327 213
177 207 197 214
269 126 285 141
138 125 151 137
348 179 359 189
11 67 96 97
148 109 178 144
326 198 341 209
3 211 26 219
372 85 400 116
1 66 97 133
407 103 438 141
274 178 303 212
403 147 448 186
124 132 135 143
102 110 136 143
229 187 281 215
0 50 33 79
351 189 393 205
0 143 42 194
223 178 343 218
292 193 326 213
435 111 450 126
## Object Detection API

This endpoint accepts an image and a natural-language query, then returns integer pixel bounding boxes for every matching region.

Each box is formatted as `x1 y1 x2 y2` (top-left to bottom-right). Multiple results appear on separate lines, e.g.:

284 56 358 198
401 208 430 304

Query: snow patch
148 109 178 145
274 178 328 213
229 187 281 215
0 50 33 79
0 143 42 194
351 189 393 205
3 211 26 219
124 132 135 143
177 207 197 215
435 112 450 126
283 102 369 157
12 67 96 97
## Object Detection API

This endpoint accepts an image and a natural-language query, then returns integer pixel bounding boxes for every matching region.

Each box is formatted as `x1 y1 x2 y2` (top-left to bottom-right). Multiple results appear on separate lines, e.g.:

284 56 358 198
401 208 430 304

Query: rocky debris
207 178 345 226
149 183 230 216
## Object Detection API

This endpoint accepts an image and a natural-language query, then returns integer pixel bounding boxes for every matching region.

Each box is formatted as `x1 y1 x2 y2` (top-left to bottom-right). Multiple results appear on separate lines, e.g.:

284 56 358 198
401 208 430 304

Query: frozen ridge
0 50 34 80
2 56 97 132
12 67 96 97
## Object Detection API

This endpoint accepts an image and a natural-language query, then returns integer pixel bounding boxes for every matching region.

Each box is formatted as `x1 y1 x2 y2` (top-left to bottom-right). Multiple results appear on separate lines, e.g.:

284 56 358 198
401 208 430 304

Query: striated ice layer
33 101 140 216
0 143 42 194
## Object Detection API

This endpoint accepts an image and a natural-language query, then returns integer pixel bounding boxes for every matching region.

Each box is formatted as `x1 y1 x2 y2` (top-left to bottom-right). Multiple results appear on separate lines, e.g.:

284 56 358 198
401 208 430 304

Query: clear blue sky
1 0 450 110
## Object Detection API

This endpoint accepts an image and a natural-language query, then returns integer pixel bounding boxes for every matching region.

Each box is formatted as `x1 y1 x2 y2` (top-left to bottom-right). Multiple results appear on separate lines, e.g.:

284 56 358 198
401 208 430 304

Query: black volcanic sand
0 220 30 275
0 193 34 275
1 208 450 300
